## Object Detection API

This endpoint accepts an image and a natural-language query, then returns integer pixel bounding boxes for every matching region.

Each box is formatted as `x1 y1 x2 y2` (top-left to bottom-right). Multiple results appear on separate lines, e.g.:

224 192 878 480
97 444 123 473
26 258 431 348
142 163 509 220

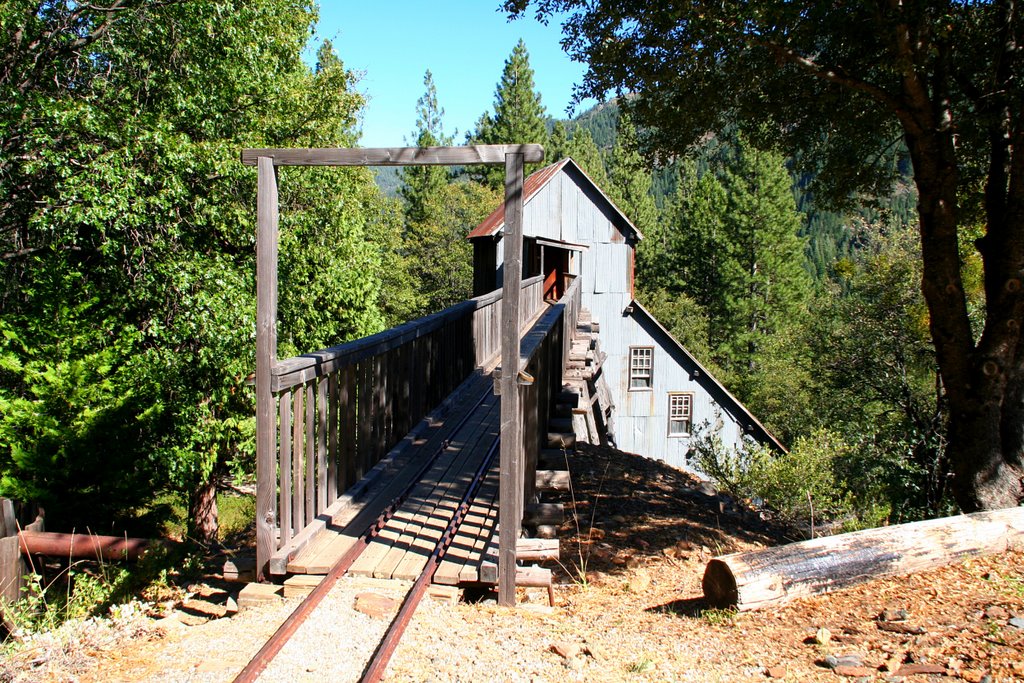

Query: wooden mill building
468 158 783 469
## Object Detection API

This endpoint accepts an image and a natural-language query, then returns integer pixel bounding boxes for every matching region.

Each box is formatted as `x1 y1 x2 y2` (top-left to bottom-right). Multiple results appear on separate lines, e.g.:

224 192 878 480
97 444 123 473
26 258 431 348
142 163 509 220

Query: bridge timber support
245 144 554 605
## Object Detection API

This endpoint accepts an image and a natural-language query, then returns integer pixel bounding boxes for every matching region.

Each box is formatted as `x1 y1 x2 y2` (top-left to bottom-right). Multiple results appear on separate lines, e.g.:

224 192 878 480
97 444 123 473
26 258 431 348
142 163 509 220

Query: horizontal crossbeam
240 144 544 167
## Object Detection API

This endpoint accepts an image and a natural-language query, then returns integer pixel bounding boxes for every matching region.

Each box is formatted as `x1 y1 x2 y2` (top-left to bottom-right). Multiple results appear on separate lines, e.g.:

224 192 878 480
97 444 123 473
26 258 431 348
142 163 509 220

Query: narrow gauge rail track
234 385 499 683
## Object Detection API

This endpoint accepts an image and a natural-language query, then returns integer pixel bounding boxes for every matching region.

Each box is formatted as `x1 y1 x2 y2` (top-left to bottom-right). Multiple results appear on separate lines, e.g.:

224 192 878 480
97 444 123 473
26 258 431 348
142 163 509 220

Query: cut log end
701 559 739 609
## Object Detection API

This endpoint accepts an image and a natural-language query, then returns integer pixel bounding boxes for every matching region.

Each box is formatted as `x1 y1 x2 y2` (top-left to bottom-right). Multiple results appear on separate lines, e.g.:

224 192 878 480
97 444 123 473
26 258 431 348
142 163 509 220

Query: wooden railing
258 275 545 568
510 274 582 523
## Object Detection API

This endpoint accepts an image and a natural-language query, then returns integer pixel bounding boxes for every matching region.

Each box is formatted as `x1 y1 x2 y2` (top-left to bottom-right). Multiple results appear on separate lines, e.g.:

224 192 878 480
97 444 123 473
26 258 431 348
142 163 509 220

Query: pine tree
547 120 569 163
469 39 548 189
716 138 811 376
606 114 658 236
400 70 452 224
565 127 609 188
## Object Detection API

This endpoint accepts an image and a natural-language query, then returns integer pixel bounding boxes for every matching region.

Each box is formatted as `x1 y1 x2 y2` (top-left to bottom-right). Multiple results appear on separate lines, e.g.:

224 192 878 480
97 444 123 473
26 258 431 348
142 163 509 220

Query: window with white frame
668 393 693 436
629 347 653 390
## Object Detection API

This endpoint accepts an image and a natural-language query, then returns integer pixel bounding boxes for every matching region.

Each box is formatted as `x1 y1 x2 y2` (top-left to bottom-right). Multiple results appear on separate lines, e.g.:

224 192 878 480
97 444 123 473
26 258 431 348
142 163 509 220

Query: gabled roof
630 300 787 454
466 157 644 241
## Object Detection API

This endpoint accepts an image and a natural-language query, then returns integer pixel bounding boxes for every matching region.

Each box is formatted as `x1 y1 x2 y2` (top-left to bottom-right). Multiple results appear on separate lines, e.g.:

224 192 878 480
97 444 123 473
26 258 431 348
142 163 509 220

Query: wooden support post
255 156 279 582
498 151 525 607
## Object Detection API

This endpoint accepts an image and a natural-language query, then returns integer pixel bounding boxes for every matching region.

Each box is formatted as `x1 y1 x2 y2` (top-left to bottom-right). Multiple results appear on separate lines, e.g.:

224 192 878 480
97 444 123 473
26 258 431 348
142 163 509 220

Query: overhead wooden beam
240 144 544 167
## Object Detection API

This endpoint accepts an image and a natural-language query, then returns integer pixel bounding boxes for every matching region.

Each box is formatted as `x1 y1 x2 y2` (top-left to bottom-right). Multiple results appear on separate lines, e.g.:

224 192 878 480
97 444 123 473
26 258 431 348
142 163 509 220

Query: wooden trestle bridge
244 144 594 607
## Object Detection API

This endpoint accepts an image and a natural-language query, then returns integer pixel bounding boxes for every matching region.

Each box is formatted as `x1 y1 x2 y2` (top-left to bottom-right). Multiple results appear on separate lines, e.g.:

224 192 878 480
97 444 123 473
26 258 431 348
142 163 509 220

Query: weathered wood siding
609 309 751 468
483 159 765 472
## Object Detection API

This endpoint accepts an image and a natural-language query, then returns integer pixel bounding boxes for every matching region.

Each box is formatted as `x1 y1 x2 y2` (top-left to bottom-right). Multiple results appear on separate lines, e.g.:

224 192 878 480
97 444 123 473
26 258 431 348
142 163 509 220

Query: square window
668 393 692 436
629 347 653 390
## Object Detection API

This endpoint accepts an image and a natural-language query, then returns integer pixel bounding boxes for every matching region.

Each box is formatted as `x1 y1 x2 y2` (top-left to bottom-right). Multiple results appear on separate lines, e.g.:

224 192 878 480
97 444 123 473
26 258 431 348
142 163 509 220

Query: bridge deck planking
434 467 500 585
287 371 493 575
370 407 497 579
458 477 501 583
342 429 480 578
352 397 499 580
392 407 500 581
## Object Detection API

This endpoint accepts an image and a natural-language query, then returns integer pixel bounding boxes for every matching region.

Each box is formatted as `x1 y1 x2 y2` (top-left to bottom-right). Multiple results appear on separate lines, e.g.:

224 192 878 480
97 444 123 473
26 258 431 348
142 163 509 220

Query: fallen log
18 531 157 562
702 507 1024 611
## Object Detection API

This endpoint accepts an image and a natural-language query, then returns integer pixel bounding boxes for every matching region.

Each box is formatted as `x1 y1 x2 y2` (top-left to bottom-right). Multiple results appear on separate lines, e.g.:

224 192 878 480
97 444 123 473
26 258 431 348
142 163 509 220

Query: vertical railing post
255 156 279 582
499 152 525 606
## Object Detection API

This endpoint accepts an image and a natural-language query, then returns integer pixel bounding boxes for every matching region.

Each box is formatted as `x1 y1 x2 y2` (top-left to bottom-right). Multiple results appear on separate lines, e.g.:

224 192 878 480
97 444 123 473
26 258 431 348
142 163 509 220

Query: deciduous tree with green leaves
507 0 1024 510
0 1 388 540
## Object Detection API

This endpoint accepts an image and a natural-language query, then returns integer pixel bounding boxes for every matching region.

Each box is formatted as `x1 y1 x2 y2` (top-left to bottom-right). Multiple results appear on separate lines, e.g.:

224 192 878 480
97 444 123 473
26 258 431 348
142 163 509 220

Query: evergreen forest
1 0 1012 563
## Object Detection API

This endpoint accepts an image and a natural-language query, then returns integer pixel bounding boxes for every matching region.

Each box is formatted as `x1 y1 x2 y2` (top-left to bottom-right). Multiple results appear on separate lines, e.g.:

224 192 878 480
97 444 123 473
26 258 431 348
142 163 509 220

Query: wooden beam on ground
17 531 156 561
240 145 544 167
522 503 564 526
498 151 525 607
702 507 1024 612
255 156 279 582
514 538 559 563
535 470 570 492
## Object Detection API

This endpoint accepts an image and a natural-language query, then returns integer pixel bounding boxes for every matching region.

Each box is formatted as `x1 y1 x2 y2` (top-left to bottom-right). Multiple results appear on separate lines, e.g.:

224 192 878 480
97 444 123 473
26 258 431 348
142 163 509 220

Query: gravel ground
7 443 1024 682
67 577 411 683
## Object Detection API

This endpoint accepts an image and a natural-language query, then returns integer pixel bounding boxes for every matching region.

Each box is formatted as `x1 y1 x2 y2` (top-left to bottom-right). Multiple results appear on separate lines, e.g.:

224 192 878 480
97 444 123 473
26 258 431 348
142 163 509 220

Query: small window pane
669 393 692 436
629 347 653 390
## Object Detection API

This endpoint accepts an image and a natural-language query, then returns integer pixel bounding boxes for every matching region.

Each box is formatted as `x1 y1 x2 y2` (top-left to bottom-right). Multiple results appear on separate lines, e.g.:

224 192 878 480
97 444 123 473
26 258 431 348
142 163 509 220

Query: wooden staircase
559 309 615 448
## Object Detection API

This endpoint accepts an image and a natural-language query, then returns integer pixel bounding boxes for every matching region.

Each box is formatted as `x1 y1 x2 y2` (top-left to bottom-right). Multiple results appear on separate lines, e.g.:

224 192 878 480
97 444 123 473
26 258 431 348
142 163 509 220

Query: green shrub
691 427 881 534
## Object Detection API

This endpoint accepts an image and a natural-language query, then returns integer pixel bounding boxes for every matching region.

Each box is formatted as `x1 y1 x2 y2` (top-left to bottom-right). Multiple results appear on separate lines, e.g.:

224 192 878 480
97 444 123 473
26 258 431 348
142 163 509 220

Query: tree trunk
948 407 1024 510
190 476 219 545
907 117 1024 512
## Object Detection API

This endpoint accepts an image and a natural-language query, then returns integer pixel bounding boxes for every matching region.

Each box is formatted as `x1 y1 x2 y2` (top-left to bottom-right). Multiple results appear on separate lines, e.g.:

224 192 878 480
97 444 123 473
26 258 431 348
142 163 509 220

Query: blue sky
312 2 594 148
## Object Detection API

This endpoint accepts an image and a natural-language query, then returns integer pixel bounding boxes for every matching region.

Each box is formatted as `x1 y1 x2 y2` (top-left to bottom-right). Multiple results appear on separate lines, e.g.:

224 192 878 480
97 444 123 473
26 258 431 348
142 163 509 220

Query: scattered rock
894 662 947 676
882 655 904 673
180 598 227 619
815 627 833 645
766 665 787 678
625 569 651 593
959 670 986 683
583 641 607 662
833 665 874 677
697 481 717 496
983 605 1008 620
550 641 581 659
354 592 398 619
879 608 910 622
877 621 926 635
1007 616 1024 630
823 654 865 670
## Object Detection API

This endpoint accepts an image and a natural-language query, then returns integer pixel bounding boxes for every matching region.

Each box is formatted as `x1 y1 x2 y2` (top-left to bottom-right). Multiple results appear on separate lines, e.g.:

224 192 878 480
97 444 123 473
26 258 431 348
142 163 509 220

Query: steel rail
360 433 502 682
232 382 493 683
